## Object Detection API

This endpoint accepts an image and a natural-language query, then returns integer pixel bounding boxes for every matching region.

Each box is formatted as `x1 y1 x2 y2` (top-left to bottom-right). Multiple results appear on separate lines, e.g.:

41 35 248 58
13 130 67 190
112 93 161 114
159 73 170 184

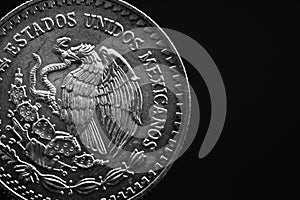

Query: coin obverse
0 0 191 200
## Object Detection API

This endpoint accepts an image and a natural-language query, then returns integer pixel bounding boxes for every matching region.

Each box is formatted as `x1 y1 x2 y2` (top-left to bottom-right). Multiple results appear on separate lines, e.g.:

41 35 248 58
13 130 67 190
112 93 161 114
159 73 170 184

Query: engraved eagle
53 37 143 158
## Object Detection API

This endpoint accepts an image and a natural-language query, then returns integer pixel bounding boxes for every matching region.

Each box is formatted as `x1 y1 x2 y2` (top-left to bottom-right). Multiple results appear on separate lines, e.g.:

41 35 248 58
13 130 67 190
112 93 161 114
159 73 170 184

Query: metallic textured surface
0 1 191 200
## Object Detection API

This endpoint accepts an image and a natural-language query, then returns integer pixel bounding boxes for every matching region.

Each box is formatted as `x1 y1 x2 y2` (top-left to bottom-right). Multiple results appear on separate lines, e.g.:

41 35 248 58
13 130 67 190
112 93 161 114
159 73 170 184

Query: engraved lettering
32 22 46 36
56 14 67 28
122 30 145 51
4 42 20 56
113 22 124 37
139 51 156 65
140 51 169 149
0 57 11 72
123 30 135 43
13 33 27 47
41 17 55 31
84 12 124 37
94 15 104 29
142 139 157 149
20 26 35 40
67 12 77 27
84 13 94 28
147 128 162 140
154 93 169 105
103 17 115 35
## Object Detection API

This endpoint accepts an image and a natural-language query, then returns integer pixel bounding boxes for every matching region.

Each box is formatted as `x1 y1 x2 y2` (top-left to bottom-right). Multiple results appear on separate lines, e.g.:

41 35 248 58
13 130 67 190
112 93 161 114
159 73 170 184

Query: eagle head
54 37 95 64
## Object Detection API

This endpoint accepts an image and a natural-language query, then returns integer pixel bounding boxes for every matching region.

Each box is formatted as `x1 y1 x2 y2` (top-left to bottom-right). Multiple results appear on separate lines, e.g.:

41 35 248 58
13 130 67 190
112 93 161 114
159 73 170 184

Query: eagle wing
60 52 107 155
97 47 143 158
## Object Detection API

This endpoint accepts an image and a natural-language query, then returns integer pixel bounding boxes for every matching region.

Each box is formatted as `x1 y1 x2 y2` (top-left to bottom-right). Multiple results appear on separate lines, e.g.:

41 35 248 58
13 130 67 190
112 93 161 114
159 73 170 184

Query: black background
0 0 297 199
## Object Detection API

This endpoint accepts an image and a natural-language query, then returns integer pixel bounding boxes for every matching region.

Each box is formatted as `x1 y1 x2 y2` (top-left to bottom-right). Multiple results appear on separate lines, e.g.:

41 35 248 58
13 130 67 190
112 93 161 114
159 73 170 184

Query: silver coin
0 0 191 200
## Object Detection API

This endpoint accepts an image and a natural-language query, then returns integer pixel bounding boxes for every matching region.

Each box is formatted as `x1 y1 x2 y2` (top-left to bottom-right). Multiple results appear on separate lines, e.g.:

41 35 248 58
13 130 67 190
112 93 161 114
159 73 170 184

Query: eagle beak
66 50 80 61
56 37 71 48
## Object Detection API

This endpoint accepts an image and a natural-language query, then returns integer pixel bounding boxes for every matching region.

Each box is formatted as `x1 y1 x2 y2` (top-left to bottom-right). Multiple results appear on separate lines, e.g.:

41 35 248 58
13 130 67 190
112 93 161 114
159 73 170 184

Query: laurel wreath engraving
0 136 146 195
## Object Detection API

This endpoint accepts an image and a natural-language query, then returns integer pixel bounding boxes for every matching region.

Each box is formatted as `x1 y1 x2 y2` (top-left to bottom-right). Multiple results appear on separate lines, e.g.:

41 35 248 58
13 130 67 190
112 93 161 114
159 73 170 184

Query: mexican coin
0 0 191 200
